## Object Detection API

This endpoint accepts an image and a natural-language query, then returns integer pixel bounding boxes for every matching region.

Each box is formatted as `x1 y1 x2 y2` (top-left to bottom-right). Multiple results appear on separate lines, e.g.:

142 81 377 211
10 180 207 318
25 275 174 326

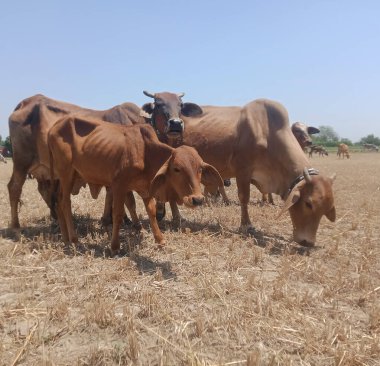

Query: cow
291 122 320 151
7 94 144 233
48 117 223 255
142 92 336 247
0 153 6 163
362 143 379 152
337 143 350 159
309 145 329 158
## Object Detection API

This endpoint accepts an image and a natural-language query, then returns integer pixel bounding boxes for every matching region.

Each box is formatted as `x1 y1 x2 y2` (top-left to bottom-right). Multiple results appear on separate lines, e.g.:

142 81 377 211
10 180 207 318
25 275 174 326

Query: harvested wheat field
0 153 379 366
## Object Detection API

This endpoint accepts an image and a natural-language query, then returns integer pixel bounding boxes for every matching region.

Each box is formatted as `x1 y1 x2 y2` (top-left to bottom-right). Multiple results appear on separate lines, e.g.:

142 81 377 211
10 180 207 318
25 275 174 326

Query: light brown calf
48 117 223 255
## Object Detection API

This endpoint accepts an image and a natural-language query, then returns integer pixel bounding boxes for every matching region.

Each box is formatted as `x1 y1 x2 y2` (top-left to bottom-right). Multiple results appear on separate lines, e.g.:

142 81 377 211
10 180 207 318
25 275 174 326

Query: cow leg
236 174 253 232
60 185 78 244
218 186 230 205
7 167 28 231
169 200 181 225
156 201 166 221
143 197 165 246
125 191 142 230
56 192 69 244
102 188 131 227
110 187 126 256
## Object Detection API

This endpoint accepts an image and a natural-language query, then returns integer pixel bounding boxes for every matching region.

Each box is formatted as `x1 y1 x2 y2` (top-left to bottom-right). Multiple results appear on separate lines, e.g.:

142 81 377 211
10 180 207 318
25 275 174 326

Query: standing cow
309 145 329 158
7 94 144 233
142 92 336 247
48 118 223 255
337 143 350 159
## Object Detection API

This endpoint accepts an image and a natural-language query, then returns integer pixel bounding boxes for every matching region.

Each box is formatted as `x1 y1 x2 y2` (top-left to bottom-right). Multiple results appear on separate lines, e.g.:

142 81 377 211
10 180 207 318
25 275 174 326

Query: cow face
150 145 223 208
291 122 320 149
280 170 336 247
142 91 203 137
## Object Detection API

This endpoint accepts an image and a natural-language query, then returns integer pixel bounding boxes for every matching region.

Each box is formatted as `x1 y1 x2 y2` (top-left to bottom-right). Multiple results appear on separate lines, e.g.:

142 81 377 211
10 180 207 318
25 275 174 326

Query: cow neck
146 140 173 178
285 168 319 199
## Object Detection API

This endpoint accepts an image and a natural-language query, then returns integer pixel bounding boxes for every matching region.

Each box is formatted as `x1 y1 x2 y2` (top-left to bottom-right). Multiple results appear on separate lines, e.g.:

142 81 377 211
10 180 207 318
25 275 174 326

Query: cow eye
174 167 181 173
305 201 313 209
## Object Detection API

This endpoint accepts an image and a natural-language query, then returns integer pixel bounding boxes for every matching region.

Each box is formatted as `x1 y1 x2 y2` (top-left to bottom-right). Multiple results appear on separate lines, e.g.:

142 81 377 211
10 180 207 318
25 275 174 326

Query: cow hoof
101 216 112 227
110 249 120 257
240 225 256 236
298 240 315 248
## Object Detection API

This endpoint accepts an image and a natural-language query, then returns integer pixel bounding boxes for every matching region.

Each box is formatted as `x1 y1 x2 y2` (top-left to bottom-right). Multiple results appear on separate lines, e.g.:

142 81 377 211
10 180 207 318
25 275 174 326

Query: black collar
287 168 319 195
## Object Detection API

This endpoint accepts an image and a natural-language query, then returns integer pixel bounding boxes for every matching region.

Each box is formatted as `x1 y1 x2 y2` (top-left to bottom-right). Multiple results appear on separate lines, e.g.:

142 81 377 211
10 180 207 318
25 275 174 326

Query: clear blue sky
1 0 379 142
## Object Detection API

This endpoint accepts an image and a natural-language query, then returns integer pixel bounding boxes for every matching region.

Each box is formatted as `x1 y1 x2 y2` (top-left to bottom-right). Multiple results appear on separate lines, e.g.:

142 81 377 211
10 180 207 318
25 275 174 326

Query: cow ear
201 163 224 187
307 126 320 135
150 161 169 202
181 103 203 117
142 102 154 115
325 206 336 222
277 186 302 218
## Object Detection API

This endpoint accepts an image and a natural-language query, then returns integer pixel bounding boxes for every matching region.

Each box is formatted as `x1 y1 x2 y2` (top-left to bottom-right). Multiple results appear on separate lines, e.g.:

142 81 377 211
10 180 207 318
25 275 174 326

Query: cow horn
143 90 155 98
303 167 312 183
177 92 185 98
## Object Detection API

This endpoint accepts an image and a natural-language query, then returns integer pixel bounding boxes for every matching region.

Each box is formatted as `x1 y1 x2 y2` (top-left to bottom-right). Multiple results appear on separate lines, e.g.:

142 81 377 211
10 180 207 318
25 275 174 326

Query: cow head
291 122 320 149
279 168 336 247
150 145 223 208
142 91 203 138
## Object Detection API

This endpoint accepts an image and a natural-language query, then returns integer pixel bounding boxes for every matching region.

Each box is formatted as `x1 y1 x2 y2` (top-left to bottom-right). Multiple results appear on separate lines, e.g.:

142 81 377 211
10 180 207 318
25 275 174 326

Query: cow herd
5 92 338 253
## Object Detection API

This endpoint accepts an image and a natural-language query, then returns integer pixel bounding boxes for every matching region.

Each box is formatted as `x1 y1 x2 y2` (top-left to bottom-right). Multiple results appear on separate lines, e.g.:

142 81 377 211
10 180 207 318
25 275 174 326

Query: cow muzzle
183 195 205 208
167 118 184 135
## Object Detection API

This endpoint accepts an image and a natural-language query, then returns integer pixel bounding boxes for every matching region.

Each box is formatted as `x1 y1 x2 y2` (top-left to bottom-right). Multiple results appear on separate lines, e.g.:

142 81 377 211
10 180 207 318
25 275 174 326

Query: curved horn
143 90 155 98
303 167 312 183
177 92 185 98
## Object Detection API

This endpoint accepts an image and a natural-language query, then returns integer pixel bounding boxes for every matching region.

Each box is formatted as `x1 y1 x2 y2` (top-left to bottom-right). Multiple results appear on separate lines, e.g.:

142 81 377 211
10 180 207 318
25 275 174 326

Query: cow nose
192 196 204 206
168 119 184 133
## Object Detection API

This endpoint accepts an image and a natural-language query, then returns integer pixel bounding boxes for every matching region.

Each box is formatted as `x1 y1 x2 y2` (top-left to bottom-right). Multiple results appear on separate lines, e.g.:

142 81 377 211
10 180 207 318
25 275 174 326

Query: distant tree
359 134 380 146
0 135 3 145
312 125 340 147
340 138 353 146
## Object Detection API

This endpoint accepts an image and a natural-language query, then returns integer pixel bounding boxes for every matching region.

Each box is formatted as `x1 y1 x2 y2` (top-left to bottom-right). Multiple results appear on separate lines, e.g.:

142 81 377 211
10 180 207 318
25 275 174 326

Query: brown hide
144 93 336 246
48 118 223 254
7 94 143 230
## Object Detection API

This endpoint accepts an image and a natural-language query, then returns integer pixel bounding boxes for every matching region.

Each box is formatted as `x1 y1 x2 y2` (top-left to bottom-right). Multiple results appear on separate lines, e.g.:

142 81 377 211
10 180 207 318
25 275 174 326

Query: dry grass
0 153 379 366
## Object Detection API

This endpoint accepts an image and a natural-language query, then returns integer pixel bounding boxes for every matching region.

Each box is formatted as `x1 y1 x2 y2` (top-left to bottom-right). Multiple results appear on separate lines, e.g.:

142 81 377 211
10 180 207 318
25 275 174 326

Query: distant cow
309 145 329 158
362 143 379 152
337 143 350 159
0 153 6 163
142 92 336 247
48 117 223 255
8 94 144 232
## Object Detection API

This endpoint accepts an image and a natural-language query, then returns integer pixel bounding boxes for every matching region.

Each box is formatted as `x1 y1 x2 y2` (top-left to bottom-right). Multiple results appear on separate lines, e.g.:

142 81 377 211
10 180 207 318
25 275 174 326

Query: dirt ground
0 152 379 366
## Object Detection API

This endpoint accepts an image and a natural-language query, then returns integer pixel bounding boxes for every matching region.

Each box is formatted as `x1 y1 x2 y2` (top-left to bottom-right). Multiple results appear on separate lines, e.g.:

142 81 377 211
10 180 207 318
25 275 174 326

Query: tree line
308 126 380 147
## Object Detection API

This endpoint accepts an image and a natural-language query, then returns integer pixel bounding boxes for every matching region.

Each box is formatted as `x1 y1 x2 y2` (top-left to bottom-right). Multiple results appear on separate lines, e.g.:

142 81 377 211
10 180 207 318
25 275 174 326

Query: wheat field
0 152 379 366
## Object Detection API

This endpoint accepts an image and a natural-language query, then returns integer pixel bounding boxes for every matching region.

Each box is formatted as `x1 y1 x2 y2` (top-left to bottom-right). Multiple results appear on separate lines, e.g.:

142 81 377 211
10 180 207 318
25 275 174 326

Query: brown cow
48 117 223 255
337 143 350 159
142 92 336 247
7 94 143 233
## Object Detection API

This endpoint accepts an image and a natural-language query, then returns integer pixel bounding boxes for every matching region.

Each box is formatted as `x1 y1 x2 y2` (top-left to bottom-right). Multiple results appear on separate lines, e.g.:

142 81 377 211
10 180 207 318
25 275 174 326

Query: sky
1 0 379 142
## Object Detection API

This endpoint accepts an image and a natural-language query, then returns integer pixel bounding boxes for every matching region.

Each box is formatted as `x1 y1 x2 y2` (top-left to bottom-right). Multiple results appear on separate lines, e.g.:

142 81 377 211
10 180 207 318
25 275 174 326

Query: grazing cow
142 92 336 247
7 94 143 232
0 153 6 164
48 117 223 255
337 143 350 159
309 145 329 158
362 143 379 152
